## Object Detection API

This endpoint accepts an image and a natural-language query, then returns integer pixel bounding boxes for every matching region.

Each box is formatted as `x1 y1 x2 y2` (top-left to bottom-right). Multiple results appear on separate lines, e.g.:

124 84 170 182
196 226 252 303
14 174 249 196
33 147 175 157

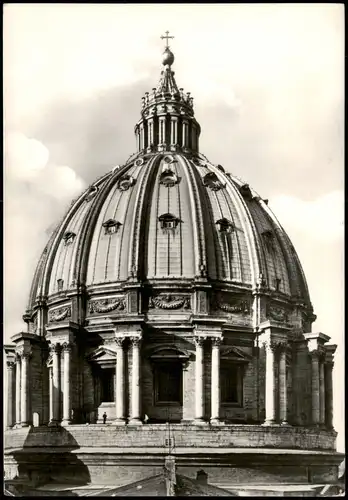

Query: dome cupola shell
24 38 315 335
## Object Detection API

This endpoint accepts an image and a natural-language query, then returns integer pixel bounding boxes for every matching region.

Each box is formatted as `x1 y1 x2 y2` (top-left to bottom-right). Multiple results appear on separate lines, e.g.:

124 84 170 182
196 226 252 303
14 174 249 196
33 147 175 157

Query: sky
4 4 344 450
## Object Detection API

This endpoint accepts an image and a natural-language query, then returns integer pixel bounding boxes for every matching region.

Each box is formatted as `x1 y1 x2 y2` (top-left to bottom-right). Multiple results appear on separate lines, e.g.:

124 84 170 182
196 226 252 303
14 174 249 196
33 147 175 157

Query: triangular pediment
221 346 252 362
147 345 191 360
87 345 117 363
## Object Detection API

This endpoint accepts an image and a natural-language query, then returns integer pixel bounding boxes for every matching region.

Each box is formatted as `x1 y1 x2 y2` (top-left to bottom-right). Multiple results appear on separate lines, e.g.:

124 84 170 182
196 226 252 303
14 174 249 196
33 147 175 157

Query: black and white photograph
4 4 344 497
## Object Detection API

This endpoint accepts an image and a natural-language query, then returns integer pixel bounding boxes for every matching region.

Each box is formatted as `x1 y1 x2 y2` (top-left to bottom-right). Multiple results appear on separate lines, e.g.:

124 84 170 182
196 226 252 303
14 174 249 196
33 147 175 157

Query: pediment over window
87 346 117 366
147 345 192 362
221 346 252 363
158 213 182 232
216 218 235 233
203 172 225 191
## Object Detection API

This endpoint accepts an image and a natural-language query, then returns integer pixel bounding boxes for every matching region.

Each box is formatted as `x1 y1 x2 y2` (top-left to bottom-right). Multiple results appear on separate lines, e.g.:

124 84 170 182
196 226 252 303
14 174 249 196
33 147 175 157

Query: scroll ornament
149 294 190 310
89 298 126 314
48 305 72 323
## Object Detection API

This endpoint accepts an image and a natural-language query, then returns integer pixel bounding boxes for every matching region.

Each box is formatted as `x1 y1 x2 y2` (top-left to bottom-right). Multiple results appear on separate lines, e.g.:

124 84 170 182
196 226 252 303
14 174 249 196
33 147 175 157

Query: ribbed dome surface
27 151 310 310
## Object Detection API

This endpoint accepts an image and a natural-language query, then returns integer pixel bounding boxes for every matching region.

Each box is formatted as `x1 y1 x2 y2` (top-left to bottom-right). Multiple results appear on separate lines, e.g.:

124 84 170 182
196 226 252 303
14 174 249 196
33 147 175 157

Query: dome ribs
181 156 207 278
128 155 159 280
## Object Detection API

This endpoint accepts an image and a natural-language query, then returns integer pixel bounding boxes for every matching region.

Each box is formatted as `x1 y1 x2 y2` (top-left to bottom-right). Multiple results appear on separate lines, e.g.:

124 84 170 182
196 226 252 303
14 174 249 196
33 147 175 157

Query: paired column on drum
49 343 61 426
15 355 22 426
6 361 15 428
263 340 277 425
324 344 336 430
129 336 142 425
115 337 126 425
278 344 289 425
210 337 222 424
305 333 331 428
14 346 32 427
62 343 72 426
262 339 289 426
194 337 205 423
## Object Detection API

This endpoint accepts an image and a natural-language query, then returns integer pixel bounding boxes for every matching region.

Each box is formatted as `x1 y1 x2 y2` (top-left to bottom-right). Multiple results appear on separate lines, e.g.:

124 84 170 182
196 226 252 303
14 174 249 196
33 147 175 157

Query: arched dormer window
239 183 253 200
102 219 122 235
262 229 275 251
159 168 179 187
203 172 225 191
158 213 181 233
63 232 76 246
216 218 234 233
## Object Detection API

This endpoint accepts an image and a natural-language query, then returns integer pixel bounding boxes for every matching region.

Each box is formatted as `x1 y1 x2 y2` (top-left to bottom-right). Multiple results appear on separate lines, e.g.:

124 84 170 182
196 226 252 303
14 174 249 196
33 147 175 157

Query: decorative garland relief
149 294 190 310
89 298 126 314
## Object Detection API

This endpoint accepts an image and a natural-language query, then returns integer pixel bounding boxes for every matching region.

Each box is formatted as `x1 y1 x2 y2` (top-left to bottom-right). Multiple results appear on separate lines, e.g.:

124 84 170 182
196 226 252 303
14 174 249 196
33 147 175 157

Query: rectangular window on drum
221 363 242 405
155 362 182 405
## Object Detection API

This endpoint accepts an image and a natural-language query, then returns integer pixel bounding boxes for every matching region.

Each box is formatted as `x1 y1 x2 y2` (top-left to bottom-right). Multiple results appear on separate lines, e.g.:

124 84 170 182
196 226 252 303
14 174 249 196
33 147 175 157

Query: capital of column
6 360 16 370
193 336 206 348
309 348 325 362
62 342 73 353
262 339 286 353
115 337 126 348
211 337 223 348
16 346 32 360
49 343 61 355
130 336 141 347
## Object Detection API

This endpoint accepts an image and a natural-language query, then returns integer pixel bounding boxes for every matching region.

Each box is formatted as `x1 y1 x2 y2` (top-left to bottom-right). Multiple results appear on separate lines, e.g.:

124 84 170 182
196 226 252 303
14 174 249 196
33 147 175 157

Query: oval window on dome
62 232 76 246
163 155 174 164
134 158 145 167
117 175 136 191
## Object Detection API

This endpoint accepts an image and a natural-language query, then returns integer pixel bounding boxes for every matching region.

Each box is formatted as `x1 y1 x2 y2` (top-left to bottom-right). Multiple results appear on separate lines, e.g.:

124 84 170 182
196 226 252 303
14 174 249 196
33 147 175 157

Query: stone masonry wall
4 424 337 451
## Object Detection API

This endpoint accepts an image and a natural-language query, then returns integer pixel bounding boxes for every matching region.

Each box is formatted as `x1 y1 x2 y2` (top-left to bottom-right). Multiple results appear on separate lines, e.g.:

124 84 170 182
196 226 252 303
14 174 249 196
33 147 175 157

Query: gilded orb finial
160 31 175 67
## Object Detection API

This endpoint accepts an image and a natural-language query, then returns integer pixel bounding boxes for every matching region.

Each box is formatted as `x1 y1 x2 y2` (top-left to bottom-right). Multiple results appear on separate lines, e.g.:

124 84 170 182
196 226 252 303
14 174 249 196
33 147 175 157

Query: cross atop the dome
161 31 174 49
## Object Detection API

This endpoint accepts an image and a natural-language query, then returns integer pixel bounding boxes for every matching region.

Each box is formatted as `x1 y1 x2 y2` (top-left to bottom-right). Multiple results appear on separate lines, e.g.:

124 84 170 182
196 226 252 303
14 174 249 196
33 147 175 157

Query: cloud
4 132 86 336
269 190 344 242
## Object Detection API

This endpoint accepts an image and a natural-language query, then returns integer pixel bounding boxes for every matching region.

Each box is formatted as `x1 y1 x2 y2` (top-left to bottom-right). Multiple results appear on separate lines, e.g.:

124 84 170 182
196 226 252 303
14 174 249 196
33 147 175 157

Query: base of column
113 418 127 426
14 423 22 429
262 419 278 426
61 420 72 427
194 418 208 426
48 420 60 427
281 420 291 427
128 418 143 426
20 422 30 427
210 418 224 425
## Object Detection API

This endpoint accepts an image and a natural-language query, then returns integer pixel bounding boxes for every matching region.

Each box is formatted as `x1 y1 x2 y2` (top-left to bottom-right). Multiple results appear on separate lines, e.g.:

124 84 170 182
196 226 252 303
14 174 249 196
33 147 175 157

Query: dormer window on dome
102 219 122 235
158 213 181 233
203 172 226 191
262 229 275 250
159 162 179 187
63 232 76 246
239 184 253 200
216 218 235 233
